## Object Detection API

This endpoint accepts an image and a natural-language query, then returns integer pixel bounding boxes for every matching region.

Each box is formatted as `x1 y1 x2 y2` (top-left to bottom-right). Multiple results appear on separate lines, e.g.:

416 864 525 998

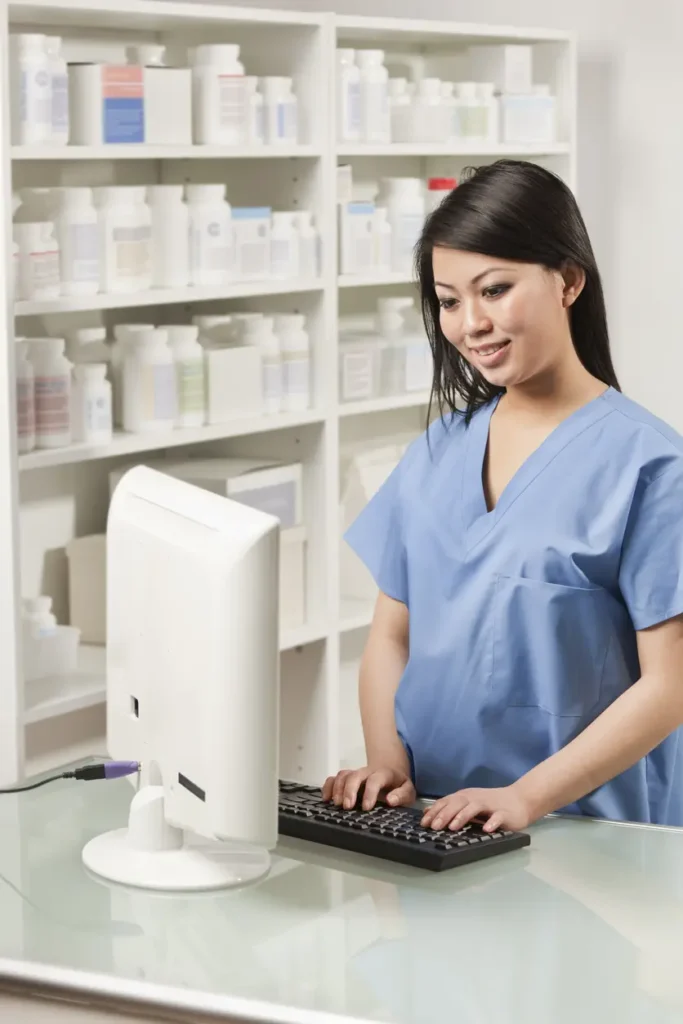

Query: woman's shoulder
602 388 683 480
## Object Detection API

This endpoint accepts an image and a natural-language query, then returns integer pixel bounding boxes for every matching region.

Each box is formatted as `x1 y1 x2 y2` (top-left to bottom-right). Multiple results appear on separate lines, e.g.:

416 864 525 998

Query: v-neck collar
459 387 615 550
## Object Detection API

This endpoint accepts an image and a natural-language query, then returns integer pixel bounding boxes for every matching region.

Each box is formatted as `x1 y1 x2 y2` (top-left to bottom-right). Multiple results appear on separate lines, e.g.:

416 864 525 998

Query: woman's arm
422 615 683 833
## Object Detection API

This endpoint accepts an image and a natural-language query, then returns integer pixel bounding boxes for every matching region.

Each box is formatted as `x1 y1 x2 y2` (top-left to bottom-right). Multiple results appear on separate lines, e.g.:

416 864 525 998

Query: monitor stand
82 785 271 891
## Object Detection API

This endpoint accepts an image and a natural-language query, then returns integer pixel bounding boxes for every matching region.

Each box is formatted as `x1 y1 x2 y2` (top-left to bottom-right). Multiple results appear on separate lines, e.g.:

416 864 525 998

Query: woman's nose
462 299 492 339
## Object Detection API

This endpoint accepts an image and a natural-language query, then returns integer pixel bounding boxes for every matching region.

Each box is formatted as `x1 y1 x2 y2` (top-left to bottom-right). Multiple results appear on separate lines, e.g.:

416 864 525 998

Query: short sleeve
619 460 683 630
343 460 408 605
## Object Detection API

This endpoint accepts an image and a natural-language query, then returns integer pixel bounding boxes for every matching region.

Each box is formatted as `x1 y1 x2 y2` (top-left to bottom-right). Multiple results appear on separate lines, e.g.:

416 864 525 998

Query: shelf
339 598 374 633
23 644 106 725
15 277 325 316
337 142 572 158
18 409 325 470
280 620 329 650
339 392 431 417
12 144 322 161
338 272 415 289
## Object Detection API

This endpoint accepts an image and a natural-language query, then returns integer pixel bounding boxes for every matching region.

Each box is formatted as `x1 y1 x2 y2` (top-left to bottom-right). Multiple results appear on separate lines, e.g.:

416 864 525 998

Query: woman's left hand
420 784 535 834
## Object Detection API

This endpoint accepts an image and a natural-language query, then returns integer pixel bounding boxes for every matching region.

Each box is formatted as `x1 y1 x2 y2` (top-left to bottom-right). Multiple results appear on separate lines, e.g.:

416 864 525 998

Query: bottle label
263 359 283 402
191 222 232 275
349 81 362 133
52 72 69 135
113 224 152 281
271 237 295 277
176 360 205 414
102 65 144 144
217 75 246 135
85 391 112 433
64 222 99 283
239 238 269 278
283 356 309 397
16 378 35 438
35 376 70 435
30 250 60 292
141 363 176 422
298 237 318 278
276 99 296 142
342 352 374 401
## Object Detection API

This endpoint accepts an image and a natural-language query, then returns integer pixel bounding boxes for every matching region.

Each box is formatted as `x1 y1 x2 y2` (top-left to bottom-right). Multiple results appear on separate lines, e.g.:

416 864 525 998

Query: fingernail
344 799 352 808
433 817 443 829
388 795 397 805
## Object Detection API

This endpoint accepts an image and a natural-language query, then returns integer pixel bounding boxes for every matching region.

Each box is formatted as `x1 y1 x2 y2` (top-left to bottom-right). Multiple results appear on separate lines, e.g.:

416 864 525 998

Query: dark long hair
416 160 620 423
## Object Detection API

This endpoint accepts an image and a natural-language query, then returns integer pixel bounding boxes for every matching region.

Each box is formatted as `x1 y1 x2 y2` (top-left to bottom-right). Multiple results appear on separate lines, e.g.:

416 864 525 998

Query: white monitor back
106 466 280 849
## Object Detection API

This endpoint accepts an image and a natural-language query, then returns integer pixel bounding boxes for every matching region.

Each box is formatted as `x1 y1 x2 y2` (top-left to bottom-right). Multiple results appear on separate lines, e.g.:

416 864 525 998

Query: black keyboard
278 781 530 872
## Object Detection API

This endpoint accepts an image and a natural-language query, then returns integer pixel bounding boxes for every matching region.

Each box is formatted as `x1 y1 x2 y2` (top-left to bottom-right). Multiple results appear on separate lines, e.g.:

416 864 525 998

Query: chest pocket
492 574 609 718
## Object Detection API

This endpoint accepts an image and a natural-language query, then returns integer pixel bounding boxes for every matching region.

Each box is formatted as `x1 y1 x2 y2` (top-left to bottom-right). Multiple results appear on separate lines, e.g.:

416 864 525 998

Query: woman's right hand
321 766 416 811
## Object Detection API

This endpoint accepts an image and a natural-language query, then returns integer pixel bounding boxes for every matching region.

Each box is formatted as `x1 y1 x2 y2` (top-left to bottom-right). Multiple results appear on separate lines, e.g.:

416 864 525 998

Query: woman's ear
561 261 586 308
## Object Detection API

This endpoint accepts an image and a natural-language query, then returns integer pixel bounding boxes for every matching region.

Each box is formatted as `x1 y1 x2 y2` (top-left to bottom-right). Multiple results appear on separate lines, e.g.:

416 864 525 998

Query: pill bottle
15 341 36 454
14 221 61 300
23 596 57 635
293 211 319 278
271 211 299 278
245 76 265 144
10 34 51 145
55 187 99 296
358 50 389 144
373 207 392 273
388 77 411 143
72 363 113 444
44 36 69 145
274 313 310 413
95 186 152 293
232 207 271 279
378 177 425 274
28 337 72 448
167 325 206 428
243 316 282 414
337 49 361 143
67 326 110 366
186 183 233 287
192 43 247 146
110 323 154 426
147 185 190 289
229 312 264 344
125 44 166 66
426 177 457 214
262 77 298 145
412 78 446 144
122 328 177 433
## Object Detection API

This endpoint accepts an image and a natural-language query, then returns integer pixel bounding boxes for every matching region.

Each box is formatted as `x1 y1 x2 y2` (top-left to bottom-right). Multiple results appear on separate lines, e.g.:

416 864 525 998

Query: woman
324 159 683 833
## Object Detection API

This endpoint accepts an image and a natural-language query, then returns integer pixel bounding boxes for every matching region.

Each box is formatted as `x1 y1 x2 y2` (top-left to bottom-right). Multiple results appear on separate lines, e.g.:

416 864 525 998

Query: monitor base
82 785 271 891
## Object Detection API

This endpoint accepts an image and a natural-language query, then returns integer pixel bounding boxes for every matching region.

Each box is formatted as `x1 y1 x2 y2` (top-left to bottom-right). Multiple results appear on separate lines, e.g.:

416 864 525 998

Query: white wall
233 0 683 428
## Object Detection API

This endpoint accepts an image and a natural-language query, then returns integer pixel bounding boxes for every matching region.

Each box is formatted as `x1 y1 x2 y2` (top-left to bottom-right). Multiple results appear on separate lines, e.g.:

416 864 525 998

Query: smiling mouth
470 340 511 356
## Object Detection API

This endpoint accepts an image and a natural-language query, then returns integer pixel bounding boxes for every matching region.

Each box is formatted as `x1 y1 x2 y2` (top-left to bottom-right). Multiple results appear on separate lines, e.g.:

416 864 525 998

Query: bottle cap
428 177 457 191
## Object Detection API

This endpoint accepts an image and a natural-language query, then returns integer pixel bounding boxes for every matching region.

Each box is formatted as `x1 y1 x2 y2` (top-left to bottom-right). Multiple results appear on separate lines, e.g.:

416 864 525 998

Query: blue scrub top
344 387 683 826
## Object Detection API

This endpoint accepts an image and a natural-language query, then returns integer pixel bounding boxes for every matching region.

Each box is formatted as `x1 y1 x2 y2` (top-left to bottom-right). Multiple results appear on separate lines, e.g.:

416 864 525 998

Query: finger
483 812 504 833
420 797 450 826
429 796 470 830
321 776 335 801
386 780 414 807
331 770 351 805
360 769 391 810
447 801 482 831
341 768 371 809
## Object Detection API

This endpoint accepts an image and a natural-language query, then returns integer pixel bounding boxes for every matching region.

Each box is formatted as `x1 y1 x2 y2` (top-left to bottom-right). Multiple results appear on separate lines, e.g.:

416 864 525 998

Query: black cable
0 772 71 794
0 760 140 794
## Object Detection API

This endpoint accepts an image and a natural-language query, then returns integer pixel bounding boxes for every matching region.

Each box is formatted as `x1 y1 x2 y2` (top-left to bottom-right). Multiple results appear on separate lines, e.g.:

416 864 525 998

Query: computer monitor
82 465 281 892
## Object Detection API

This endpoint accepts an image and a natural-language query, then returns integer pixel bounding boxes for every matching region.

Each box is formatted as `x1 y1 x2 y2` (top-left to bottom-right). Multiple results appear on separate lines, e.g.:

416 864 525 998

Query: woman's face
432 247 581 389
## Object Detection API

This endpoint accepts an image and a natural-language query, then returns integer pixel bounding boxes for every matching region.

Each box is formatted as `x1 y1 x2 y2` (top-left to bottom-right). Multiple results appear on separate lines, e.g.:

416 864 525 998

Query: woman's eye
438 297 459 310
483 284 510 299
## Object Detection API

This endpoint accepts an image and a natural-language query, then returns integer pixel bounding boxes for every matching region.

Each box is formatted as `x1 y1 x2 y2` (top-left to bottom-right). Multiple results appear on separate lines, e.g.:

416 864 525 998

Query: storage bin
66 533 106 644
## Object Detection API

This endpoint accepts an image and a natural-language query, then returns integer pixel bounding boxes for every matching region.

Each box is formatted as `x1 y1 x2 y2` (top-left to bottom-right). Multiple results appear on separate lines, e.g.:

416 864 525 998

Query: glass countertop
1 775 683 1023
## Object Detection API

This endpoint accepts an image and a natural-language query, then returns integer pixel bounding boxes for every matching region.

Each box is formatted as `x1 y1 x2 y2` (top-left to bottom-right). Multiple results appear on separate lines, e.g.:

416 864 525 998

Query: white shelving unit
0 0 577 786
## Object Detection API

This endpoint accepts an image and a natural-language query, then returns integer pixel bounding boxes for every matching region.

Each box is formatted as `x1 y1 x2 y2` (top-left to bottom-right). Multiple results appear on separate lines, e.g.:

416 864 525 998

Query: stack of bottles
10 35 301 148
15 312 313 453
12 186 320 302
338 296 433 404
336 43 556 147
339 174 457 277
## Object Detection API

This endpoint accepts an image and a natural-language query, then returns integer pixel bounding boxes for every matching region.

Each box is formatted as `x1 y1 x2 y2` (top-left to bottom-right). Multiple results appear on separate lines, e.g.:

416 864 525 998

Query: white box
68 62 192 146
232 208 272 279
500 92 556 145
204 345 264 424
468 44 533 95
280 525 307 631
66 534 107 644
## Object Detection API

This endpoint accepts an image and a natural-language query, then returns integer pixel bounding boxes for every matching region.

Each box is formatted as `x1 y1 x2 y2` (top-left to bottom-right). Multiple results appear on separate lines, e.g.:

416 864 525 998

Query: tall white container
167 325 206 428
122 328 177 434
358 50 389 144
271 212 299 278
245 76 265 144
262 77 298 145
28 338 72 449
336 49 361 143
232 208 271 279
274 314 310 413
15 341 36 454
379 178 425 274
192 43 247 146
10 34 52 145
111 323 154 427
148 185 190 289
14 221 61 300
388 77 410 143
412 78 446 144
44 36 69 145
293 211 319 278
95 186 152 294
72 363 113 444
55 187 99 296
243 317 282 415
373 207 392 272
187 183 233 287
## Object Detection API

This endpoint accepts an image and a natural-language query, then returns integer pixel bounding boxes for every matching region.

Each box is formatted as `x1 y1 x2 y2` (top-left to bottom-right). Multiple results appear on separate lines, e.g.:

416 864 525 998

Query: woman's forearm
515 671 683 819
359 602 410 773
